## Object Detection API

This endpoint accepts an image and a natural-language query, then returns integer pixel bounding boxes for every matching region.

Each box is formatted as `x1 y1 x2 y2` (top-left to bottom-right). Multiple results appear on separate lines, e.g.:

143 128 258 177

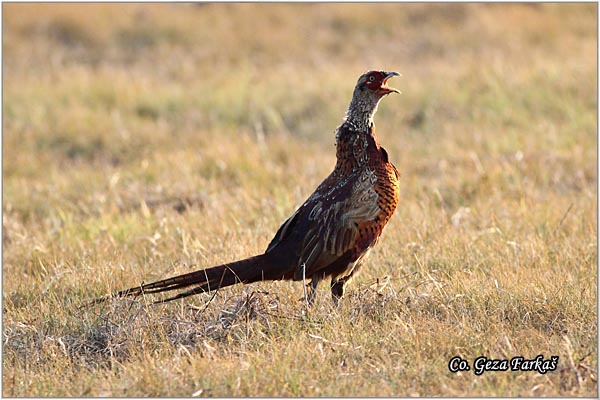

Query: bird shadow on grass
55 289 325 370
4 280 408 373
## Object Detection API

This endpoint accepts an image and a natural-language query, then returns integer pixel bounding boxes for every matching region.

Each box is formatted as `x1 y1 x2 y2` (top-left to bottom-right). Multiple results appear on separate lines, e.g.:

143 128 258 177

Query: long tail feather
85 253 280 307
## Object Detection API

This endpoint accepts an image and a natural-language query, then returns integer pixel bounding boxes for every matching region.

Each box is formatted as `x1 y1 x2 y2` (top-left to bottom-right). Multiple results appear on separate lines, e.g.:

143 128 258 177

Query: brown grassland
2 3 598 397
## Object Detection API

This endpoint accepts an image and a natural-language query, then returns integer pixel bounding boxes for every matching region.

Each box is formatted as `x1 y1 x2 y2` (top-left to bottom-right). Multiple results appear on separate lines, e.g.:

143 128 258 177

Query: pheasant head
344 70 400 131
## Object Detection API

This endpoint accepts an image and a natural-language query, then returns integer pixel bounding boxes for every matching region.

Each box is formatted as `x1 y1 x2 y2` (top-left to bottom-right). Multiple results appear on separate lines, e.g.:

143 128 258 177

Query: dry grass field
2 3 597 397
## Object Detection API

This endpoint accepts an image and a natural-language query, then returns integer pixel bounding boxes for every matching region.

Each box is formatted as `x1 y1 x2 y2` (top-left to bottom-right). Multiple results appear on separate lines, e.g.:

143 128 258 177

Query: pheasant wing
295 173 380 279
266 168 380 280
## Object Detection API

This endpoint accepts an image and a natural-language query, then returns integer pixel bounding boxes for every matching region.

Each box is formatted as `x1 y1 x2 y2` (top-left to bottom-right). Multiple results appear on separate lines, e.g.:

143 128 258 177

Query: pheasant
93 70 401 306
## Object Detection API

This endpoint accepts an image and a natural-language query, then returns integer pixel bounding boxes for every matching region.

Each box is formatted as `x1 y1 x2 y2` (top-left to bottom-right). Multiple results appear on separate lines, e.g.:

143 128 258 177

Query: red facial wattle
365 71 401 94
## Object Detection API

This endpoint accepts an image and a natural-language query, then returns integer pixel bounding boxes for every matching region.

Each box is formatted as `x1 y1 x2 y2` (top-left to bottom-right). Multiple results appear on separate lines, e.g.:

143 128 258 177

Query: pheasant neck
342 92 382 133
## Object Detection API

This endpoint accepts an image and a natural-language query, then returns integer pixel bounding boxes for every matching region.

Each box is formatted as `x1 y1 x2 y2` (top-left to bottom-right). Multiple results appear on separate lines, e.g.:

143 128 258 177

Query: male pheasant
94 70 401 306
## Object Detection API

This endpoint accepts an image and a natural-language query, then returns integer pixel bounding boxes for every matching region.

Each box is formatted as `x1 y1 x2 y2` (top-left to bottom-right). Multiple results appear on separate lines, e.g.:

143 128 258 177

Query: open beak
381 71 401 94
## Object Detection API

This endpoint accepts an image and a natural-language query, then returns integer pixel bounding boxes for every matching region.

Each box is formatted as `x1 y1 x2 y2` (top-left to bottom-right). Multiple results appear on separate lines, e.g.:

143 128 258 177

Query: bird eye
369 76 375 82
